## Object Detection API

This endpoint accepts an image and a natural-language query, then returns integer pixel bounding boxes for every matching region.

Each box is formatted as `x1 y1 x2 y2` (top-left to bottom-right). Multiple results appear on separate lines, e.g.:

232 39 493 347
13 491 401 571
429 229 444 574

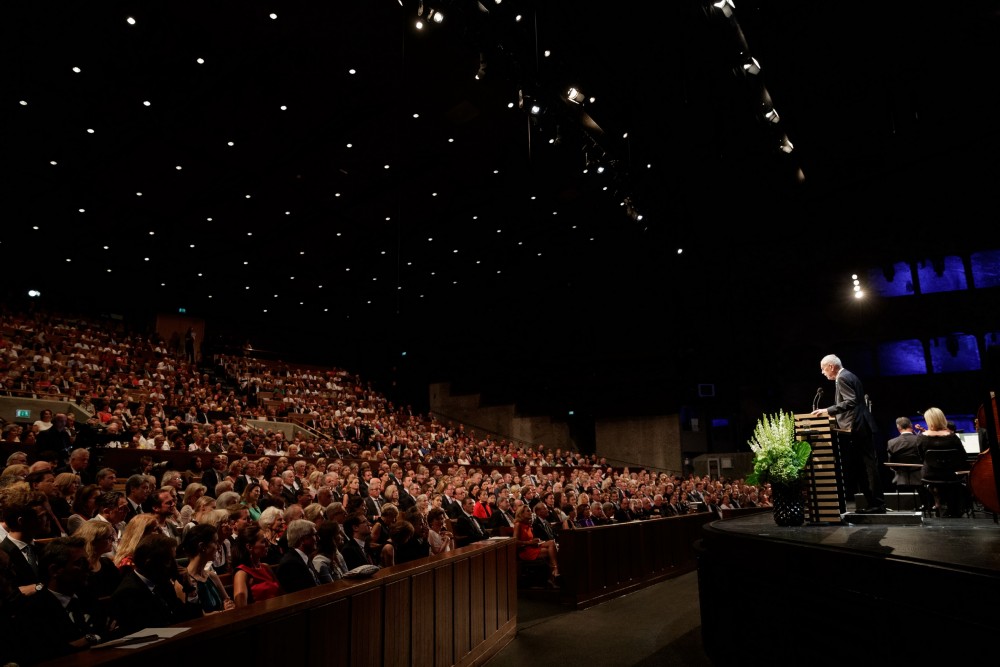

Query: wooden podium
794 413 847 522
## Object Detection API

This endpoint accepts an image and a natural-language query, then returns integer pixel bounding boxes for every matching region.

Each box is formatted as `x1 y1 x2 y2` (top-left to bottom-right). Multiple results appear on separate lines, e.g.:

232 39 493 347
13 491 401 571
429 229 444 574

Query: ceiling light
743 56 761 75
713 0 735 18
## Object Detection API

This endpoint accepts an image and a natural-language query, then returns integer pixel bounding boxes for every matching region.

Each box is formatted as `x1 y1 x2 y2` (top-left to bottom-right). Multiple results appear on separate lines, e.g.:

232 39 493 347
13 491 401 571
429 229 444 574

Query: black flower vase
771 482 806 526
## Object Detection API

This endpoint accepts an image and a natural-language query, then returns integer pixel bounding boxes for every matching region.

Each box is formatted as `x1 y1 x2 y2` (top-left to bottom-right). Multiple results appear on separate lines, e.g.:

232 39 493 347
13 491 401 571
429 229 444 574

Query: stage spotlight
713 0 735 18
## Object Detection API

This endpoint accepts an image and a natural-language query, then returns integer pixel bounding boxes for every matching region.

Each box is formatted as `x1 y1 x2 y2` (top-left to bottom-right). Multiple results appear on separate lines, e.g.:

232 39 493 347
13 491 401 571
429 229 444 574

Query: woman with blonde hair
917 406 968 517
181 482 208 510
73 519 122 597
198 508 233 574
51 472 80 521
513 504 559 587
113 513 158 571
258 505 286 565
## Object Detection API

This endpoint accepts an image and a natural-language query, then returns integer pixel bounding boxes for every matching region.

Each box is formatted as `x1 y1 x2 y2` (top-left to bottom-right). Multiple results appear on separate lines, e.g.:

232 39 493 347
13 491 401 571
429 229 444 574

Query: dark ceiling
5 1 1000 421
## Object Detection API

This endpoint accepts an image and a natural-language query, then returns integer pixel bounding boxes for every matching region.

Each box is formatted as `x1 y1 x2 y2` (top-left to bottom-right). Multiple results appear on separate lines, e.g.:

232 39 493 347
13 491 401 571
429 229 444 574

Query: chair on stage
921 448 974 518
884 462 927 511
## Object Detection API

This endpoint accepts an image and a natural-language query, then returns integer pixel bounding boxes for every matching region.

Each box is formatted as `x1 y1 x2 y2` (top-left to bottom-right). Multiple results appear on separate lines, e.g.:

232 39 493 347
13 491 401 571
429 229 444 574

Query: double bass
970 392 1000 515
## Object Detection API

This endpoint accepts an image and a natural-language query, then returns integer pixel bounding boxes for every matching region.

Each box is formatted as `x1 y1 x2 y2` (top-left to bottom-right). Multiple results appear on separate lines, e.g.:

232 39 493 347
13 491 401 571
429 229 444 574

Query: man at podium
811 354 887 514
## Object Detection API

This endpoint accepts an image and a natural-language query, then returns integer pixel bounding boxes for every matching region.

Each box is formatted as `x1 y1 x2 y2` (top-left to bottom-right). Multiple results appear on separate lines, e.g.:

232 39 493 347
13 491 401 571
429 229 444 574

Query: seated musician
886 416 933 510
916 407 969 517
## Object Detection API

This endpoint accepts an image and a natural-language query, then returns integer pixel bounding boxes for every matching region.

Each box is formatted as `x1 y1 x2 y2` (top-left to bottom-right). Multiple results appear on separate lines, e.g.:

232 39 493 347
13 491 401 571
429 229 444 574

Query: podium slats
795 412 846 522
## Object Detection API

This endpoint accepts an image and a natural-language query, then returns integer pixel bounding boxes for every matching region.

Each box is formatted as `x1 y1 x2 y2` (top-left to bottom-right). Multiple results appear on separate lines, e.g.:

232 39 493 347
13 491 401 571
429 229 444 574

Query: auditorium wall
429 383 684 473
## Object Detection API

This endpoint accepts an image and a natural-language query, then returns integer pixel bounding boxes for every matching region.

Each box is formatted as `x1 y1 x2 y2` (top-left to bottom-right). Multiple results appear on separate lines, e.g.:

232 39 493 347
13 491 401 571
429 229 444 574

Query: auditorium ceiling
6 1 1000 418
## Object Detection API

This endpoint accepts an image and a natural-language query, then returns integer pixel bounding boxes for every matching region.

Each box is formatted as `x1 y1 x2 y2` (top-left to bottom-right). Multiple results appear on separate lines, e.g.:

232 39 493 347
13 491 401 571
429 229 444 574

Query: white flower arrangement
745 410 811 486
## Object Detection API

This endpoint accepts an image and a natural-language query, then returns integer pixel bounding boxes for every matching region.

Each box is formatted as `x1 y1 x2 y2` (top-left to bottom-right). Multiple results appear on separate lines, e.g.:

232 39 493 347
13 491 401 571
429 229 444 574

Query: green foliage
745 410 811 486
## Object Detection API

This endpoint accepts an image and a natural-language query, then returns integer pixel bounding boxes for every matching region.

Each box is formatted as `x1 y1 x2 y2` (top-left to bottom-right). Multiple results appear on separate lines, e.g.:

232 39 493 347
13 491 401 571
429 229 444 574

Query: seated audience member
73 519 122 599
513 504 559 587
180 523 234 614
231 524 281 607
113 514 159 572
14 536 110 663
341 512 376 570
427 507 455 554
312 520 347 583
276 519 320 593
454 496 488 543
110 533 204 635
66 484 101 535
198 508 233 575
258 505 286 565
0 483 49 593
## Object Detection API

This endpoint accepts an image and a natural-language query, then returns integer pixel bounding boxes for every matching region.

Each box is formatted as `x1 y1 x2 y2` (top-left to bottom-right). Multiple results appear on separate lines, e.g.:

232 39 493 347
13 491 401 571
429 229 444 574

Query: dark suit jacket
531 516 557 542
200 468 223 497
56 465 94 486
886 431 923 486
489 510 515 532
443 496 462 519
124 497 147 524
341 537 372 570
276 549 318 593
15 590 94 662
454 511 487 543
1 536 41 586
827 368 877 434
234 475 258 495
110 570 203 635
363 496 383 522
280 486 299 508
397 489 416 512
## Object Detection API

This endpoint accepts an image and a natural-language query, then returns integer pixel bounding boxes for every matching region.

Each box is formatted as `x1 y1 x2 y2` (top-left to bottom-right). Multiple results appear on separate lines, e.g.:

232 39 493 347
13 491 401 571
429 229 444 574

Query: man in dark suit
454 497 487 544
362 478 385 522
200 454 228 498
341 512 375 570
0 484 49 593
56 448 93 486
16 536 107 661
278 470 300 509
36 413 75 465
396 481 417 513
234 461 260 495
886 415 932 509
123 474 149 523
276 520 320 593
110 533 203 634
532 503 558 543
812 354 886 513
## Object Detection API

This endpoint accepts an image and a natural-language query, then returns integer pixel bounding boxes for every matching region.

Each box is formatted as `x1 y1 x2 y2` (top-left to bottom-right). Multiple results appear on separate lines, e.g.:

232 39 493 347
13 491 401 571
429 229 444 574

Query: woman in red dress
513 504 559 586
232 524 282 607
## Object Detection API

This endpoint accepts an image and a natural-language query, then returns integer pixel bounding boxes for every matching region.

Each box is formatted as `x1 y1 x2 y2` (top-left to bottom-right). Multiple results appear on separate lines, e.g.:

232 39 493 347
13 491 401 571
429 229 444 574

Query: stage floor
714 509 1000 574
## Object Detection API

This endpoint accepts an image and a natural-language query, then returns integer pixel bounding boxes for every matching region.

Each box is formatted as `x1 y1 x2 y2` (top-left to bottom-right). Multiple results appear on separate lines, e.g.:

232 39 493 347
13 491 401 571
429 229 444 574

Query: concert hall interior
5 1 1000 446
5 4 1000 666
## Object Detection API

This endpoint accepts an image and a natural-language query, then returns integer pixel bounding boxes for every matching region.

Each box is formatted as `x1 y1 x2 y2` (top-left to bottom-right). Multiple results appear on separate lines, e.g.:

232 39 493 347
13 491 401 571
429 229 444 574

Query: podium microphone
812 387 824 411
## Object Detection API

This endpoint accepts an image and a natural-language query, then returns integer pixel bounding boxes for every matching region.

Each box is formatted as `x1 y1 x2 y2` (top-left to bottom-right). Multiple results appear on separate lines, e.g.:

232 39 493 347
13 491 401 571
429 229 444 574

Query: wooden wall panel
411 571 435 667
452 558 471 659
383 578 411 667
310 599 351 667
483 547 498 635
434 564 455 667
350 588 383 667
